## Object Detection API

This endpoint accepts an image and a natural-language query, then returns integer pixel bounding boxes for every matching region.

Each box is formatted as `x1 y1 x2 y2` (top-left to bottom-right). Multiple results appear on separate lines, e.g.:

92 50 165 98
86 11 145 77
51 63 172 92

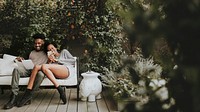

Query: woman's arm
57 49 75 65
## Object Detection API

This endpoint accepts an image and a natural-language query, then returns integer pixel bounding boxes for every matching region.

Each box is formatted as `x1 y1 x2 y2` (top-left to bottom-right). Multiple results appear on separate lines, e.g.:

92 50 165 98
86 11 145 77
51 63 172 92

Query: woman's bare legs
41 64 69 104
41 64 69 87
27 65 41 90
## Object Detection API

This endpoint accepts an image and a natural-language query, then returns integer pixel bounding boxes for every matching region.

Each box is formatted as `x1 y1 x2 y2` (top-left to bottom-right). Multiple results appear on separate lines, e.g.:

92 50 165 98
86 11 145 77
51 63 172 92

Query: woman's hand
47 51 58 63
48 55 57 63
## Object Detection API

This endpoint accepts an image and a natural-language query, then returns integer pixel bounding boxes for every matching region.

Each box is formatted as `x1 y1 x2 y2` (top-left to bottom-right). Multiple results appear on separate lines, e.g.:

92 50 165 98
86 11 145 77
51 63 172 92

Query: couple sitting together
3 33 75 109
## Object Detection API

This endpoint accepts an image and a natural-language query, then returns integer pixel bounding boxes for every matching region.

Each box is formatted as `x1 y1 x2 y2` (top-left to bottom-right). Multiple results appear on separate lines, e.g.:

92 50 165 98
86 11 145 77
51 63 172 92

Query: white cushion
0 58 18 76
3 54 17 61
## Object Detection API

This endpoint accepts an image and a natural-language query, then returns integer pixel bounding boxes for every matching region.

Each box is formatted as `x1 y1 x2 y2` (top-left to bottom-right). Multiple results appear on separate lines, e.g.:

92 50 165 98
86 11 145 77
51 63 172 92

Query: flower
155 86 169 101
149 79 166 90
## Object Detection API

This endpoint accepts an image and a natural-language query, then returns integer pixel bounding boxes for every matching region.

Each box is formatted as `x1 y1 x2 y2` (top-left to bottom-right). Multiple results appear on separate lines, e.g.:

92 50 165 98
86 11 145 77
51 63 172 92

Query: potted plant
101 48 175 111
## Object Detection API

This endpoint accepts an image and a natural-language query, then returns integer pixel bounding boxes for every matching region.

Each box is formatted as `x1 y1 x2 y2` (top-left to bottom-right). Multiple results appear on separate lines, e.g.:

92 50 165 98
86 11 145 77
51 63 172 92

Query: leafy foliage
0 0 83 56
80 0 126 74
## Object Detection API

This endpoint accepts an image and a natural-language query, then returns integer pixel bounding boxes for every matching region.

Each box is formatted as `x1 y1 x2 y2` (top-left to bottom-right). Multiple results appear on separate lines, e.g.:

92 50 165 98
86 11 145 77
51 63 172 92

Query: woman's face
47 44 57 53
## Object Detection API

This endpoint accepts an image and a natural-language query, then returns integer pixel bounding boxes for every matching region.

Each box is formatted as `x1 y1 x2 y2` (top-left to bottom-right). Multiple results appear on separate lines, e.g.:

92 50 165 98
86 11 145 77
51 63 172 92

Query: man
3 33 48 109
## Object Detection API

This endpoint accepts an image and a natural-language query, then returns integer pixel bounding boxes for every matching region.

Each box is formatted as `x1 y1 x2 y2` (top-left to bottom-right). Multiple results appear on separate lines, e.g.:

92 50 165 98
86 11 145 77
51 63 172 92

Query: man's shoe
57 86 67 104
17 89 33 107
3 94 17 109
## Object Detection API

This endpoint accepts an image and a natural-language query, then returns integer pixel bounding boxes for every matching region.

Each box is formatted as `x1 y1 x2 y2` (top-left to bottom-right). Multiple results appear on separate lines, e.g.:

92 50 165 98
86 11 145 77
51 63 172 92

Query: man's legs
16 71 45 107
11 68 30 95
4 67 29 109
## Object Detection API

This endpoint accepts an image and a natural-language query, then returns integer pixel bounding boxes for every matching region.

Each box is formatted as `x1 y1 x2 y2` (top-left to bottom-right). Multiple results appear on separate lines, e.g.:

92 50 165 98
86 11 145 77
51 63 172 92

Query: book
21 59 34 69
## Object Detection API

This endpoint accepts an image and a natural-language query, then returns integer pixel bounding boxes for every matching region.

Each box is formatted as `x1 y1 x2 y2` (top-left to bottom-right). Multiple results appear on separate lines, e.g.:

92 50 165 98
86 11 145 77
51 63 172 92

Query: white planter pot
79 71 102 102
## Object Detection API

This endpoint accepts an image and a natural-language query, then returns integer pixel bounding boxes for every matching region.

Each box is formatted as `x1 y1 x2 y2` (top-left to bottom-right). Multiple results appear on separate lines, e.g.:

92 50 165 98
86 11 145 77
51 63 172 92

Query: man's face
34 38 44 51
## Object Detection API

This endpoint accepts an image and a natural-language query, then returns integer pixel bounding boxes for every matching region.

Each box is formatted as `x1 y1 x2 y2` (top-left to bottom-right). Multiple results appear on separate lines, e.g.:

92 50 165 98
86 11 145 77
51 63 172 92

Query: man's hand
15 57 24 62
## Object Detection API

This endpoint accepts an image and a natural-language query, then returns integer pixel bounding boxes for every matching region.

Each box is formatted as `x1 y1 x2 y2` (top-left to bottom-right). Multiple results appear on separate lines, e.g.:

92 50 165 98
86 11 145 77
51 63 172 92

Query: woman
17 42 75 107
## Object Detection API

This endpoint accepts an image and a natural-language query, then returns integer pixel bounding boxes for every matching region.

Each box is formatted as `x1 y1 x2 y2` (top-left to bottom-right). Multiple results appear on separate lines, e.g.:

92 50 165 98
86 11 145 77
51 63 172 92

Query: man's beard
35 46 42 51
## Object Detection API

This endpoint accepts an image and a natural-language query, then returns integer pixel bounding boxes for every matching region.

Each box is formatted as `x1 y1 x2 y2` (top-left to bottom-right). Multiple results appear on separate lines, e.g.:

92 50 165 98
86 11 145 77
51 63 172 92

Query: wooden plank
43 89 59 112
102 89 119 112
56 88 70 112
24 89 48 112
87 101 98 112
67 88 77 112
96 94 109 112
77 96 88 112
35 89 55 112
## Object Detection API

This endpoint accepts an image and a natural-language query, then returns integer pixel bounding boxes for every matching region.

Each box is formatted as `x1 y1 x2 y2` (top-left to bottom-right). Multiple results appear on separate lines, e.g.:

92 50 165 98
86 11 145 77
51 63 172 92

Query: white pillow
3 54 17 61
0 58 18 76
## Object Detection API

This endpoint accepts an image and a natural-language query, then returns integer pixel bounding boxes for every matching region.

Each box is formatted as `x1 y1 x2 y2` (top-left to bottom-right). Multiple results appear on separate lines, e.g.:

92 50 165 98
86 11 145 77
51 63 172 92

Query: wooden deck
0 88 118 112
